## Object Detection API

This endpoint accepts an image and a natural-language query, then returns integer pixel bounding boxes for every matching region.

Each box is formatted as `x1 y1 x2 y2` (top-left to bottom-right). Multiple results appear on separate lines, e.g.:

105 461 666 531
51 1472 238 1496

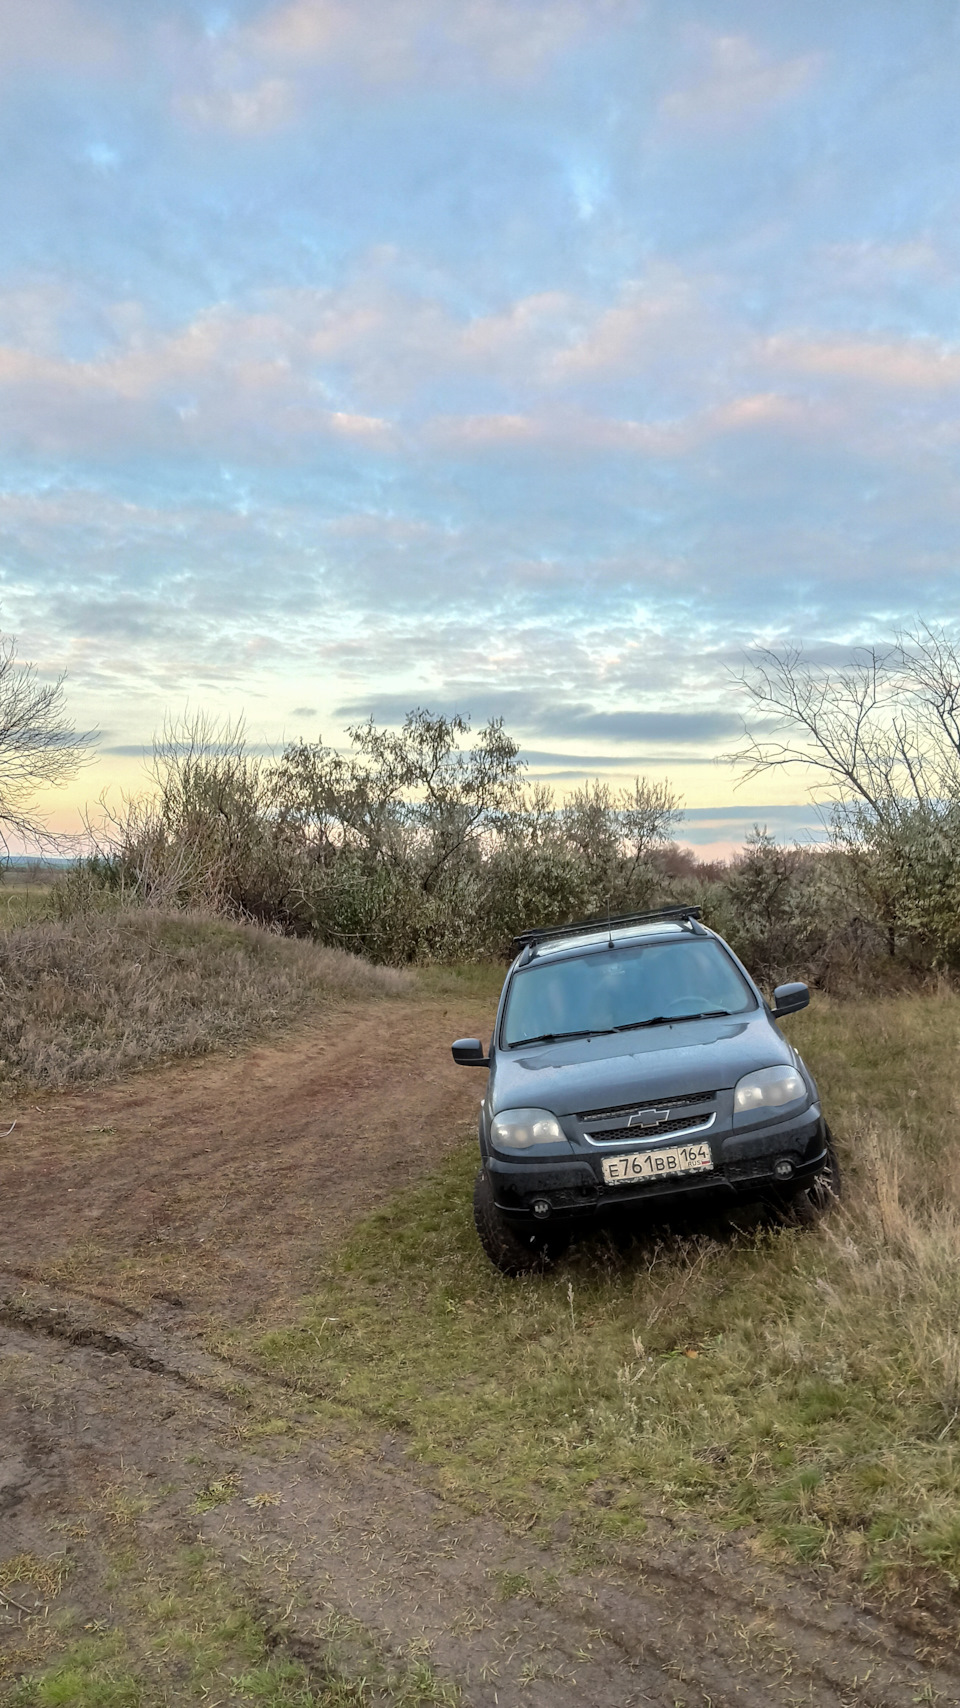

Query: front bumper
487 1107 827 1221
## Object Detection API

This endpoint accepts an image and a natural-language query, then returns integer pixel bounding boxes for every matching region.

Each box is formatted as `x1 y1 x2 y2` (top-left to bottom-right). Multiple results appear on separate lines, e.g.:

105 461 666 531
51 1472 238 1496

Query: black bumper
486 1111 828 1221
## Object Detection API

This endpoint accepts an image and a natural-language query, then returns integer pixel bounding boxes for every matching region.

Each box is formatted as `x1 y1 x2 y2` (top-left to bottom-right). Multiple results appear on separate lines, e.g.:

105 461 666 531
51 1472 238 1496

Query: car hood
489 1010 792 1117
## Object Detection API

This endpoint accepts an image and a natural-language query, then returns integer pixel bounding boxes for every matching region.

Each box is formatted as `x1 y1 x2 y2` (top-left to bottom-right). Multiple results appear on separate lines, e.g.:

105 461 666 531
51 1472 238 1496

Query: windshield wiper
512 1010 734 1047
613 1009 733 1033
509 1029 598 1047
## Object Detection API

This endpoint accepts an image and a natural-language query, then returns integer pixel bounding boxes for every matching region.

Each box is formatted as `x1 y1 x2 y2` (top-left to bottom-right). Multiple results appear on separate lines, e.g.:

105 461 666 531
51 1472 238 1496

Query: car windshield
501 936 756 1047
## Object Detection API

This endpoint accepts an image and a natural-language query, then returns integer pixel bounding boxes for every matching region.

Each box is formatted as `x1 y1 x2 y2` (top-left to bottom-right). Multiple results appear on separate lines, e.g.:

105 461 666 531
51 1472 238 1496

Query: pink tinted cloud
660 31 822 130
0 267 933 467
0 302 395 457
428 394 815 457
547 277 694 378
766 333 960 390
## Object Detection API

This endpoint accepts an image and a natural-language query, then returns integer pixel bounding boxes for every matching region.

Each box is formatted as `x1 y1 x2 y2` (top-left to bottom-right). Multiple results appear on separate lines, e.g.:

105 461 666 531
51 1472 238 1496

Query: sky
2 0 960 854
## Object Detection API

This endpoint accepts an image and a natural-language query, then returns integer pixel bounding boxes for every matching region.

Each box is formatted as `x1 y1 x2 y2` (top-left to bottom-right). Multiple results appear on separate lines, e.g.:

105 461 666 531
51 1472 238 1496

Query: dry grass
0 907 409 1091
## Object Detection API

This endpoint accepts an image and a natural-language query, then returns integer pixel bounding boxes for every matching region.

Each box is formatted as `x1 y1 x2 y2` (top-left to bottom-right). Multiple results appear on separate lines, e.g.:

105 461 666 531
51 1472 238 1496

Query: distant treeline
3 856 77 876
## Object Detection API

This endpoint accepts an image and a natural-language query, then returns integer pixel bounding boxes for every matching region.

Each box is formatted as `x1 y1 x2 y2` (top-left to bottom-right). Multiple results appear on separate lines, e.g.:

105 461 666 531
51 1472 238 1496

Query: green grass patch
412 962 506 1004
2 1542 458 1708
248 990 960 1591
0 883 58 930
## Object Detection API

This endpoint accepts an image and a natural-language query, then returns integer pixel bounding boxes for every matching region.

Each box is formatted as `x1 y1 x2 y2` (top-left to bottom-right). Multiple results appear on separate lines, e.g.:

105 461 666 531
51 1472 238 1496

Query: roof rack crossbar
511 905 703 954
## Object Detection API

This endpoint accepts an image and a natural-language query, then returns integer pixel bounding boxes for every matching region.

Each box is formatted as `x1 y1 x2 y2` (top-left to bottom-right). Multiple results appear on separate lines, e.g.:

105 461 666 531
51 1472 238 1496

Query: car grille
584 1113 710 1140
577 1089 718 1123
586 1111 715 1146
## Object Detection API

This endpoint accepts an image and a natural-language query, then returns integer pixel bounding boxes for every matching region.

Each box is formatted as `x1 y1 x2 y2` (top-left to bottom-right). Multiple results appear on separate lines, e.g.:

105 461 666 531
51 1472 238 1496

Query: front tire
473 1169 569 1276
782 1127 842 1226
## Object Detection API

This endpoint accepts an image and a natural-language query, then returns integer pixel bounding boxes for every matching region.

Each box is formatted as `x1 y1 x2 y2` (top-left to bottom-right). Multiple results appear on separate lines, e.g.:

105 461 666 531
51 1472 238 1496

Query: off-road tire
473 1168 569 1276
782 1127 842 1226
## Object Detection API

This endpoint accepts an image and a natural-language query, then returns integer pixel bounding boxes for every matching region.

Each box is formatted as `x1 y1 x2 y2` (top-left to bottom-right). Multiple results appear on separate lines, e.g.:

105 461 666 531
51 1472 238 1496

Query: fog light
774 1158 794 1179
532 1198 551 1218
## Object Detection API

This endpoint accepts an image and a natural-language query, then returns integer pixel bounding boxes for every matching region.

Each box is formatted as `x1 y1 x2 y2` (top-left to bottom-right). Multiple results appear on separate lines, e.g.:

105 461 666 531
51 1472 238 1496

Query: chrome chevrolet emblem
628 1107 671 1127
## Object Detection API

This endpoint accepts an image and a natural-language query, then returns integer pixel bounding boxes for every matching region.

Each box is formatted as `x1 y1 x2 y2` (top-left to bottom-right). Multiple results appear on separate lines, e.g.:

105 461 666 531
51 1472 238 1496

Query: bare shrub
731 625 960 967
0 631 88 849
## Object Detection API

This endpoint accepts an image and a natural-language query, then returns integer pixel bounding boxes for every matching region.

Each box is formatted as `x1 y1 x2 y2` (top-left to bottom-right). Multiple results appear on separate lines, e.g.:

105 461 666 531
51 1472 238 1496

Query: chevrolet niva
451 907 839 1274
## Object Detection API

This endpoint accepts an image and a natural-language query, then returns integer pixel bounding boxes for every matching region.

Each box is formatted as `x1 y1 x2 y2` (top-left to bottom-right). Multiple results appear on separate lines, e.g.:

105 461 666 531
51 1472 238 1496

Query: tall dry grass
797 994 960 1393
0 907 409 1090
818 1115 960 1436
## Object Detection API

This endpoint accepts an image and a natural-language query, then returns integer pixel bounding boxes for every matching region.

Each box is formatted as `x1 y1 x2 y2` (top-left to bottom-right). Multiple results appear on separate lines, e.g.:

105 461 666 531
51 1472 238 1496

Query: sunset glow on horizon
3 3 959 850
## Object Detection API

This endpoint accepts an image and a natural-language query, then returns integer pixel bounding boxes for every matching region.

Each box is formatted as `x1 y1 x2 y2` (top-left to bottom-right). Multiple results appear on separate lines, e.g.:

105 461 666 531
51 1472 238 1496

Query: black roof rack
511 905 703 956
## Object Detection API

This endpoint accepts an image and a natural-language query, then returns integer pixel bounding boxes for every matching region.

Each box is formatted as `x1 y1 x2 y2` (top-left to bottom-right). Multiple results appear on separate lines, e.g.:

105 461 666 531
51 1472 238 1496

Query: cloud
0 0 120 74
660 32 822 130
517 748 686 768
680 803 832 848
767 333 960 391
430 393 816 460
0 276 597 460
546 273 705 384
179 77 299 135
0 264 910 474
818 239 945 286
546 707 740 743
0 299 397 459
0 273 745 463
336 691 740 747
246 0 610 87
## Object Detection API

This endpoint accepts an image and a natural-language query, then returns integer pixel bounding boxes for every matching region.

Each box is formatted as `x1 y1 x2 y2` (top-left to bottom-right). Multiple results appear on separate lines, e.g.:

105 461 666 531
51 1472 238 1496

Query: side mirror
772 982 809 1019
451 1037 490 1067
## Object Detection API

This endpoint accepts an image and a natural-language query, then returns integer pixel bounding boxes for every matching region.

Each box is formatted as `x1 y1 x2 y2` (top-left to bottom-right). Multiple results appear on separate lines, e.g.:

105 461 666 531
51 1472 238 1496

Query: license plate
602 1141 713 1187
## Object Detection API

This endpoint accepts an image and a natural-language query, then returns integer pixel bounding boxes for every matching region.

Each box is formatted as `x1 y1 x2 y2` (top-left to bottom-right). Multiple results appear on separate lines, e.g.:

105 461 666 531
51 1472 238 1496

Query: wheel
472 1169 569 1276
782 1127 842 1226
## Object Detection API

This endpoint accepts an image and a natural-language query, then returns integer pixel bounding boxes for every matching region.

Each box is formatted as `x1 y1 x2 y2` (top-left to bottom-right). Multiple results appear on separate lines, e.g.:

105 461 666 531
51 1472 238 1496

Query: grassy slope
0 909 409 1090
249 990 960 1598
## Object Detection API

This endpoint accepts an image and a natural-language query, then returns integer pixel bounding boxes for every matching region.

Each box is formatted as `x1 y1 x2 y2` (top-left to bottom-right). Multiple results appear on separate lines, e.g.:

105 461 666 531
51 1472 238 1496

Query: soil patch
0 992 486 1330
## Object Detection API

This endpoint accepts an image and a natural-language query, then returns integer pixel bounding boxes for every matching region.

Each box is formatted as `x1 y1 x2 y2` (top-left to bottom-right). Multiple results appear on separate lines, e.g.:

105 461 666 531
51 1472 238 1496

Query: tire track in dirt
3 1289 959 1707
0 994 490 1327
2 992 959 1705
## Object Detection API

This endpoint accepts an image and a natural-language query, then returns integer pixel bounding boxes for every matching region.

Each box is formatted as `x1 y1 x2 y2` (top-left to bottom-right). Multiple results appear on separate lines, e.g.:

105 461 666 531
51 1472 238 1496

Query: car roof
527 920 698 961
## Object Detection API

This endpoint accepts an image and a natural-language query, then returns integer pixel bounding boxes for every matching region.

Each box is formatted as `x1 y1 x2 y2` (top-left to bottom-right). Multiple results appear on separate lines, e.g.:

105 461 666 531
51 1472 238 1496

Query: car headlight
490 1107 567 1150
734 1064 807 1117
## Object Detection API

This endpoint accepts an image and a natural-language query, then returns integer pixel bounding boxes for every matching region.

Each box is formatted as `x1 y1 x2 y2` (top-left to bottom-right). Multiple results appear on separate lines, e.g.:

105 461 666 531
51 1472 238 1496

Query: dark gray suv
452 907 839 1274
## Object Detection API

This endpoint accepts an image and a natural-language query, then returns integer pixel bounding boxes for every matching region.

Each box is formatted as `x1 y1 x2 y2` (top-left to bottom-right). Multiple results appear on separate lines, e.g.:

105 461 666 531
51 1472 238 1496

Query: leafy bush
70 679 960 983
79 713 686 966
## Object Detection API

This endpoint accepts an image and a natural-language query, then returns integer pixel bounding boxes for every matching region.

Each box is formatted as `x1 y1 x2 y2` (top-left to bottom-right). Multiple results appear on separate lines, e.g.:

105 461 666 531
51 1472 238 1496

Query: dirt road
2 992 958 1705
0 993 488 1328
